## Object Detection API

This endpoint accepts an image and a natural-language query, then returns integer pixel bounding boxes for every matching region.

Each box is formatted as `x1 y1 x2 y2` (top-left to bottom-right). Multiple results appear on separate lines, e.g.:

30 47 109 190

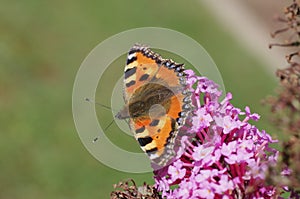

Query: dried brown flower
110 179 161 199
267 0 300 191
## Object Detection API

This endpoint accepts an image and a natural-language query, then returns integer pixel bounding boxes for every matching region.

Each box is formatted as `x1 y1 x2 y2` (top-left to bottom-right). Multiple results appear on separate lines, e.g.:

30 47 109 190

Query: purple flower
215 115 241 134
221 141 237 156
213 175 234 194
245 106 260 121
153 72 286 199
192 145 214 163
191 107 213 132
224 154 238 164
194 186 215 199
195 169 217 183
236 147 253 162
168 160 186 183
281 167 292 176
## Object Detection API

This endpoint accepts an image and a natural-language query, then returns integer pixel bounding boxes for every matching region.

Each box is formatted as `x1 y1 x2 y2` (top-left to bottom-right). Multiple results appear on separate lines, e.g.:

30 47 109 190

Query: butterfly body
117 44 191 166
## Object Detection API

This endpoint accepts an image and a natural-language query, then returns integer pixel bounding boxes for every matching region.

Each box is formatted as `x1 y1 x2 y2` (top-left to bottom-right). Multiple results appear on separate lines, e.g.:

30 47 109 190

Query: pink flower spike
192 145 214 162
191 107 213 132
237 148 254 162
153 73 281 199
194 187 215 199
221 92 233 105
238 139 254 151
168 162 186 183
245 106 260 121
195 169 213 183
215 174 234 194
185 69 195 77
225 154 238 164
215 115 241 134
221 141 237 157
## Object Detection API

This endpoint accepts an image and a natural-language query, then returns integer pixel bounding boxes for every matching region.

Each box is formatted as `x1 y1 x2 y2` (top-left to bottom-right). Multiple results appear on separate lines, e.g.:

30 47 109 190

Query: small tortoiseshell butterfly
116 44 192 166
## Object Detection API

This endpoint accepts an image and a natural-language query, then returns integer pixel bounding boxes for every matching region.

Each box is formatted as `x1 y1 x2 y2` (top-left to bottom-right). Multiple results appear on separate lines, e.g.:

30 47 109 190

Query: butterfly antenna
92 119 116 143
85 97 115 111
85 97 118 143
104 119 115 131
93 136 99 143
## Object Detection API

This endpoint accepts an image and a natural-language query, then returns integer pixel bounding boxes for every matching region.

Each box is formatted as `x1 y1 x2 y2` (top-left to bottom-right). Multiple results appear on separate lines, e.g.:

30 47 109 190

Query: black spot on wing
139 74 149 81
126 80 136 88
135 126 145 134
150 119 159 126
171 118 176 131
176 118 184 125
128 49 136 55
137 136 153 147
125 67 137 79
146 147 158 154
165 131 175 146
156 59 162 65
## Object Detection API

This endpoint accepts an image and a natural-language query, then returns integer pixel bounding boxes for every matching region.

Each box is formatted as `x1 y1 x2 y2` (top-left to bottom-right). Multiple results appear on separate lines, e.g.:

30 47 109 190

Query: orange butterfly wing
120 44 191 166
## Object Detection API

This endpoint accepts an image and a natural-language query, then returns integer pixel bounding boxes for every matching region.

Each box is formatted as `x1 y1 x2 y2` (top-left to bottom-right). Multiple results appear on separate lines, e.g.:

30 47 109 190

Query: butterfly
116 44 192 166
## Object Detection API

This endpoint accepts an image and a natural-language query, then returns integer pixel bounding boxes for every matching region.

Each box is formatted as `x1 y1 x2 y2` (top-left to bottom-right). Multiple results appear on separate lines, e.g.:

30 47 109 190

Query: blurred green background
0 1 278 198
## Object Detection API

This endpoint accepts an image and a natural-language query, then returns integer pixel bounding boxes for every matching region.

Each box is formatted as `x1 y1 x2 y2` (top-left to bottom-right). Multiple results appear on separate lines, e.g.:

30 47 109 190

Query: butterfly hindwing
134 115 178 165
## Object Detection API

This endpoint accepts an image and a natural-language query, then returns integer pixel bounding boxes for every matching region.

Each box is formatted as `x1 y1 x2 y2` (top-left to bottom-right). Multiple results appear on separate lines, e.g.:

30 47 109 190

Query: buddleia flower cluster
153 70 283 199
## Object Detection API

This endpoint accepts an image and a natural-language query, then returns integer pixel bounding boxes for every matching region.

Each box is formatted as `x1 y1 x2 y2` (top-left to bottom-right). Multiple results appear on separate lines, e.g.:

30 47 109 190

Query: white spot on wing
134 129 150 139
149 153 159 160
141 141 157 151
124 62 137 71
127 52 136 60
